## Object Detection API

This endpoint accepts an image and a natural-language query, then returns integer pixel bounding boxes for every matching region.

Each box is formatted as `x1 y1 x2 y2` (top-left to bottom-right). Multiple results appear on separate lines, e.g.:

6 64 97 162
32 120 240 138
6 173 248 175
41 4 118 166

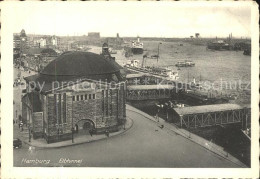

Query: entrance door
75 119 95 136
82 121 94 134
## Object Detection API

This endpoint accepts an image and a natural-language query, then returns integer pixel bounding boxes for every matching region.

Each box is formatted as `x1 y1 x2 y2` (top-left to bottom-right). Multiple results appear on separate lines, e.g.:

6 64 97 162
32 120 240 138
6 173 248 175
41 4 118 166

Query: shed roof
126 73 145 79
174 103 250 116
23 48 44 55
127 85 174 90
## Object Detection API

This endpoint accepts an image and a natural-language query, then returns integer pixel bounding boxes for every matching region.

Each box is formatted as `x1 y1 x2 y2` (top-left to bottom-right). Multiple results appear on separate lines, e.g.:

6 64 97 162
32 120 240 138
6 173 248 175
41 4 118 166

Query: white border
1 1 259 178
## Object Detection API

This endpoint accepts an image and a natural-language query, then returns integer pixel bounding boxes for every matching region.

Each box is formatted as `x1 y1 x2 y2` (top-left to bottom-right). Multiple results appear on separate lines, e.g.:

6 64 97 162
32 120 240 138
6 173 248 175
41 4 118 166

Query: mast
157 42 162 63
188 70 190 83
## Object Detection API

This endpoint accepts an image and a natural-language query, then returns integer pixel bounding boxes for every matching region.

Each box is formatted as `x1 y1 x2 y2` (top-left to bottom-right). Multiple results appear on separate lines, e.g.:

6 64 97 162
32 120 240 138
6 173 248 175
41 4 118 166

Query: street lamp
123 115 126 130
28 123 31 142
71 95 74 143
157 42 162 63
56 125 60 142
71 127 74 143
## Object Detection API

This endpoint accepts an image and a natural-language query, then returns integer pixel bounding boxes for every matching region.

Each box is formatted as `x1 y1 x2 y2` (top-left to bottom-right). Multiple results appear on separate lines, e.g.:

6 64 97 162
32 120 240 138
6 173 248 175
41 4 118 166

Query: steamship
131 37 144 54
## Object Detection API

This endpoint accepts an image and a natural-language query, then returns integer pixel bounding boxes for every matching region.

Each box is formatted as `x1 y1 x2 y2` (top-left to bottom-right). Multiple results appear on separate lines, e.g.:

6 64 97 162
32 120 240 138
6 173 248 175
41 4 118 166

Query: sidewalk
126 104 247 168
14 117 133 149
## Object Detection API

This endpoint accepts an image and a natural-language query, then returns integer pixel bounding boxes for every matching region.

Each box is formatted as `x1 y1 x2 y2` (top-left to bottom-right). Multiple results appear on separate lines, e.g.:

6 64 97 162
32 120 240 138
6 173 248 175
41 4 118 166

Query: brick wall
32 112 43 138
22 97 28 124
44 81 126 143
47 94 57 136
33 112 43 132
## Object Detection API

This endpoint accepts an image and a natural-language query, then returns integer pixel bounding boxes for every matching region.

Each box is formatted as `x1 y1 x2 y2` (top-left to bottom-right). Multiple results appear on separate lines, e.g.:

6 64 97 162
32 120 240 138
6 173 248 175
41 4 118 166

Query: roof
24 51 124 93
23 48 44 55
41 51 120 76
24 74 39 82
41 48 57 55
127 85 174 90
23 48 57 56
174 103 250 116
126 73 145 79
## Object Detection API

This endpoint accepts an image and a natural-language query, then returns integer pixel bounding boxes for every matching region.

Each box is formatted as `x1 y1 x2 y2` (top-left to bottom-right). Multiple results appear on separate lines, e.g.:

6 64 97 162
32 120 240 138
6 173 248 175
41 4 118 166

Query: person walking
105 130 109 137
89 129 93 137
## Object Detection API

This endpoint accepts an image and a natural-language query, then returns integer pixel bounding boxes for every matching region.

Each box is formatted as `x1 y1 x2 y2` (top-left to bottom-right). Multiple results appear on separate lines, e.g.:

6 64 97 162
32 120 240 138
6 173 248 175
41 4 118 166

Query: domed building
22 51 126 143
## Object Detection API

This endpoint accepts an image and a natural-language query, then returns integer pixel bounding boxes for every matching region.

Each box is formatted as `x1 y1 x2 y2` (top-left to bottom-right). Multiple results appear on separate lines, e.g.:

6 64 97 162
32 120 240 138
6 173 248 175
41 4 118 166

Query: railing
180 108 251 128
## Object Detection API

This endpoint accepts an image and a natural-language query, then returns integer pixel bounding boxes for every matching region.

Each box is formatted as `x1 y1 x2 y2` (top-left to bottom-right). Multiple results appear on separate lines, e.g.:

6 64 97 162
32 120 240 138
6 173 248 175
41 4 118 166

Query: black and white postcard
1 1 259 178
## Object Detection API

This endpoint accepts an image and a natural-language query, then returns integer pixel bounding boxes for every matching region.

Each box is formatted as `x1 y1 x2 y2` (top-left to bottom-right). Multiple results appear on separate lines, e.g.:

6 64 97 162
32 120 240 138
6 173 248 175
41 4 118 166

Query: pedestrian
19 115 22 124
20 122 23 131
105 130 109 137
89 129 93 137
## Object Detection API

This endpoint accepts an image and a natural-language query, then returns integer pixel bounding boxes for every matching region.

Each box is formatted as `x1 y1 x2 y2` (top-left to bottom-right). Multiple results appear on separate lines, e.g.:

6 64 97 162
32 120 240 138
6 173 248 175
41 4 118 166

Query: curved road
14 110 239 167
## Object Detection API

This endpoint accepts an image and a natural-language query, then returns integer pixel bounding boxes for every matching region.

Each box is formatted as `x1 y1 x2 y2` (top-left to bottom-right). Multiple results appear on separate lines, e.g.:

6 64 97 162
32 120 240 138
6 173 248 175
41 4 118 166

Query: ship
207 40 232 51
243 48 251 56
175 60 195 67
124 59 179 81
131 37 144 54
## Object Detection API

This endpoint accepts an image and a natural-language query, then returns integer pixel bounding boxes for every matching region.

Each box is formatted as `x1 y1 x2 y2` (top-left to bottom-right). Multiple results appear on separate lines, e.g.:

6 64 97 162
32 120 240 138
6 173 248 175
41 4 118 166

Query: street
13 109 239 167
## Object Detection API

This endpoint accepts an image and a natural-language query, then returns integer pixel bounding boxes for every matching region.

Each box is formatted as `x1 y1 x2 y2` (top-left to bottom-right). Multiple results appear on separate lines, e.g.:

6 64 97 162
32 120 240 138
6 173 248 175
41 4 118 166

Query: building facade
13 29 28 52
22 51 126 143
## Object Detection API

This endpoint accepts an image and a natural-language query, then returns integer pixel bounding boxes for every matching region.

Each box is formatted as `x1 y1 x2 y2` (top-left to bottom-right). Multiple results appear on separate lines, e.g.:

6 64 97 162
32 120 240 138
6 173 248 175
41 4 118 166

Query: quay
126 85 174 101
173 103 251 128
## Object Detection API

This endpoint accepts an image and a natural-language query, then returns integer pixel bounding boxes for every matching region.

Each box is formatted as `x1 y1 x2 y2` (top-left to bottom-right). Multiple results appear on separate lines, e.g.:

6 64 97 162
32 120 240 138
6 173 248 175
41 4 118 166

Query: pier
173 104 251 128
126 85 174 101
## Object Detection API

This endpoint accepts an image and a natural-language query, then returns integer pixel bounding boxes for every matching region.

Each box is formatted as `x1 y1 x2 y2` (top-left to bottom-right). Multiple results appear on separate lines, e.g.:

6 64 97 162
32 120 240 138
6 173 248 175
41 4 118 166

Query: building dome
20 29 26 37
38 51 123 83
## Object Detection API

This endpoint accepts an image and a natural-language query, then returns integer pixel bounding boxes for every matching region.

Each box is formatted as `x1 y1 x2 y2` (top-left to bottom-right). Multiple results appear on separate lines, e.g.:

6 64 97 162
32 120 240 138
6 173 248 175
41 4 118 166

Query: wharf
126 104 247 167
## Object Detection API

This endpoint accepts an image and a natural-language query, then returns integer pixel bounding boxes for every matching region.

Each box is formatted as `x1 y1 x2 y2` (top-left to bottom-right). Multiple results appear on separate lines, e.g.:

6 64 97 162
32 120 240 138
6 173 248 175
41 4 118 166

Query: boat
207 40 232 51
175 60 195 67
124 59 179 81
109 49 117 54
131 37 144 54
243 48 251 56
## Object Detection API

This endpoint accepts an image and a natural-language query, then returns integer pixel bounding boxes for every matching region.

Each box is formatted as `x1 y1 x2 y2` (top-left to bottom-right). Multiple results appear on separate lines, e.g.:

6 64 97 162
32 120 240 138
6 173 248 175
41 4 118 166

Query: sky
9 2 252 38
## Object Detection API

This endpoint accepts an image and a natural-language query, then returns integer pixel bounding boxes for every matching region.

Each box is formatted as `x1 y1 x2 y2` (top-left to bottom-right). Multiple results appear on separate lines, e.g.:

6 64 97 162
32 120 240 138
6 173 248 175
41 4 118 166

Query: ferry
131 37 144 54
207 40 232 51
175 60 195 67
124 59 179 81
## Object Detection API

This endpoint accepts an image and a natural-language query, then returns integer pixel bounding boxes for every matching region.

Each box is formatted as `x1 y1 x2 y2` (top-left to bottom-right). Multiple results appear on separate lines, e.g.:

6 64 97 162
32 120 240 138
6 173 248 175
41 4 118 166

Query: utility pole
71 95 74 143
157 42 162 63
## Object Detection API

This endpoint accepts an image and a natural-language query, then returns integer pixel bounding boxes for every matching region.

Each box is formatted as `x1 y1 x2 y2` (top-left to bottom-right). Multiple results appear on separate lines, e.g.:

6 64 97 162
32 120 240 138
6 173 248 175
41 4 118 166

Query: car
13 138 22 148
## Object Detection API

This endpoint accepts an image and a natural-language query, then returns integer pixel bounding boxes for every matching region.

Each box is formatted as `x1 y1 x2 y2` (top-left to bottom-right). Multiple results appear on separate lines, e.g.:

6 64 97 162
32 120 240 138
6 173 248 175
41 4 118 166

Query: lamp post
71 127 74 143
157 108 160 122
157 42 162 63
71 95 74 143
56 125 60 142
123 115 126 130
28 123 31 142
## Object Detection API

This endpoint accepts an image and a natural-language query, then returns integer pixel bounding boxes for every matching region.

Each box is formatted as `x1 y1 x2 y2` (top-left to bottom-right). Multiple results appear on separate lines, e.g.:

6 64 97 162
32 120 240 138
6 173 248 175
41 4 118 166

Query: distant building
31 35 60 48
13 29 28 52
39 38 47 47
88 32 100 39
51 36 60 47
